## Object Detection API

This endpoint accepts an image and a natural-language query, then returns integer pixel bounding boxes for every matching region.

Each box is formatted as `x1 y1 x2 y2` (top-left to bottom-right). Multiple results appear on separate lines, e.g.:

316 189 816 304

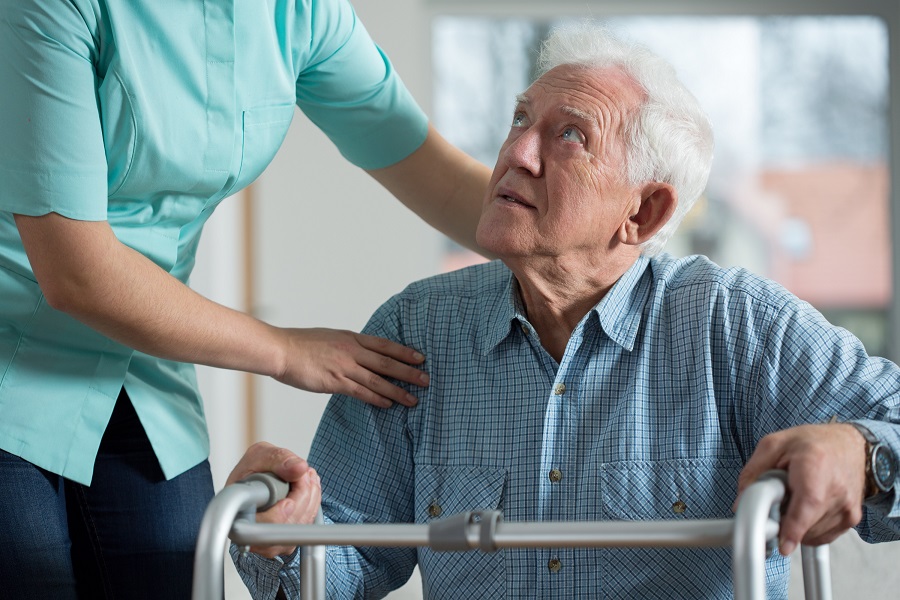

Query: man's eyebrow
561 105 597 124
513 95 598 125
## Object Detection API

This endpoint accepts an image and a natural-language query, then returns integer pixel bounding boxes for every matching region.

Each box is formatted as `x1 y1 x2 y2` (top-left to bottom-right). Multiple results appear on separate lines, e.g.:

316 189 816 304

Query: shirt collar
478 257 653 355
477 268 521 356
591 255 652 351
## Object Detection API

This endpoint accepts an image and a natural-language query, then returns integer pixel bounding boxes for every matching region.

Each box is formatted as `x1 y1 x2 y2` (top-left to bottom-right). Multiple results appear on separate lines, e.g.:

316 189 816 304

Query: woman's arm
15 212 428 408
366 124 492 255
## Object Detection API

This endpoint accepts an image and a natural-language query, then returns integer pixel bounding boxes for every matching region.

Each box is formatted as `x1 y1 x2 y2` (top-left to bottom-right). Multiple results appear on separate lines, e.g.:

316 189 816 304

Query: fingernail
281 499 295 518
780 538 795 556
413 352 425 361
406 394 419 406
284 457 303 469
419 373 430 385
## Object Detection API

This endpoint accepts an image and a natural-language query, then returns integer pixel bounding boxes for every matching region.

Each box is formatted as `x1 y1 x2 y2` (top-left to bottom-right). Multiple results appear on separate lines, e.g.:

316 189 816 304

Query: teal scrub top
0 0 429 485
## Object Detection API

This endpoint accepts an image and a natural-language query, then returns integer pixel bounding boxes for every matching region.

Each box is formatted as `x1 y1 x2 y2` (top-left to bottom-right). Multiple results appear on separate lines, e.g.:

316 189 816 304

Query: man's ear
618 182 677 246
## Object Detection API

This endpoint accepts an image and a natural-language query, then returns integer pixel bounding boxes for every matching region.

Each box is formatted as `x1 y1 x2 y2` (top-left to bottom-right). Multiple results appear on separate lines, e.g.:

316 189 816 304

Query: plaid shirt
234 254 900 599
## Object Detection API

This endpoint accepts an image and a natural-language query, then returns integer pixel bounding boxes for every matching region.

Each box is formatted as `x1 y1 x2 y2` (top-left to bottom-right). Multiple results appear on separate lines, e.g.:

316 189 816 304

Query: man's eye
512 113 526 127
562 127 584 143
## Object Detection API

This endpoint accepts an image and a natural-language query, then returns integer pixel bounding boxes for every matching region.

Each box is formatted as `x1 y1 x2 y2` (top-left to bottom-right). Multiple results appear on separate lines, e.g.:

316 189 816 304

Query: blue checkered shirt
233 254 900 599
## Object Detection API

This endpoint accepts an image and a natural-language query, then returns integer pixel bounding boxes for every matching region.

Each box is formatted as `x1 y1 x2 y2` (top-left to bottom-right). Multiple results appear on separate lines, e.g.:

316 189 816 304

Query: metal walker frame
192 470 832 600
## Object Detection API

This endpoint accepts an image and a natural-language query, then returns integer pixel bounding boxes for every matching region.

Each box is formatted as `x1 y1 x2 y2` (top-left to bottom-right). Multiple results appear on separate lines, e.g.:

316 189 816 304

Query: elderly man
232 24 900 598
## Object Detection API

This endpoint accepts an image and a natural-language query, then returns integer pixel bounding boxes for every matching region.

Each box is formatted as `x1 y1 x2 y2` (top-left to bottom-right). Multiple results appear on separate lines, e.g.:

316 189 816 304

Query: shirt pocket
593 459 776 599
415 464 507 599
599 458 743 521
220 103 295 199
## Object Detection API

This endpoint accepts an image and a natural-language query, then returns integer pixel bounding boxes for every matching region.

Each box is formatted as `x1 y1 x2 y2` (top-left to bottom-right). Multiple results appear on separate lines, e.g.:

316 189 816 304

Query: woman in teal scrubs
0 0 490 597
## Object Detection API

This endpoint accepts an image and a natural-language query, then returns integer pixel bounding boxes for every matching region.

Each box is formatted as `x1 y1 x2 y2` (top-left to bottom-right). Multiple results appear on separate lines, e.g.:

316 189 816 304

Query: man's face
475 64 646 265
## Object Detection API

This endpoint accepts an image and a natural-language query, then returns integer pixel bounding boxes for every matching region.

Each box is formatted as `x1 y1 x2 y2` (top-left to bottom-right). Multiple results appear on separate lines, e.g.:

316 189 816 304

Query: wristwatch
849 423 898 499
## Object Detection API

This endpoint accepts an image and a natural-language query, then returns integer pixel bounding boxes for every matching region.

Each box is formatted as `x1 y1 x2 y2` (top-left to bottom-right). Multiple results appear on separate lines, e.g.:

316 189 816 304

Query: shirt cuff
230 543 302 600
853 418 900 517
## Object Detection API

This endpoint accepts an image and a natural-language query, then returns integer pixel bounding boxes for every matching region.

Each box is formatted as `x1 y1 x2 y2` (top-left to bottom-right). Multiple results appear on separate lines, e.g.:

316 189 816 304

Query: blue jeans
0 390 215 599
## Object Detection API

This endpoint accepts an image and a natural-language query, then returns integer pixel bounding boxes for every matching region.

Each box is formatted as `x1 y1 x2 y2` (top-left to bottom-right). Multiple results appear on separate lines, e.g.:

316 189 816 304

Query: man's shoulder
395 260 511 301
366 260 510 341
649 253 794 308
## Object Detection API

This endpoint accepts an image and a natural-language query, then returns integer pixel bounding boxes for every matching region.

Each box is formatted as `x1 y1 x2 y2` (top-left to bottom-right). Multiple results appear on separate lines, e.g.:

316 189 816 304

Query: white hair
537 23 715 256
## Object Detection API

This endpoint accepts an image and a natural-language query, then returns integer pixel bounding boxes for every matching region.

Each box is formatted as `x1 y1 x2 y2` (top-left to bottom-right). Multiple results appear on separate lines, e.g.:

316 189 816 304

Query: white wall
251 0 437 461
196 0 435 596
192 0 900 598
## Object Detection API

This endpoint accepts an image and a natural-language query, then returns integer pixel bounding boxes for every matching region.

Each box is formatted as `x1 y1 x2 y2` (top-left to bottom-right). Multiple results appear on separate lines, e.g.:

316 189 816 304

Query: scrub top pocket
220 103 296 200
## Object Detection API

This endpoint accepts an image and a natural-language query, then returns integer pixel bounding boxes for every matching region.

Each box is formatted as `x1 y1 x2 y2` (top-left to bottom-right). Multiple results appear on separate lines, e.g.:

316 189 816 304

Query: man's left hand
737 423 867 555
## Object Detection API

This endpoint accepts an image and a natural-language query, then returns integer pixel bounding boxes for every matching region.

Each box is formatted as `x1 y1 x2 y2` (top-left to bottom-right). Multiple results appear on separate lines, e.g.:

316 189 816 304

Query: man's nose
504 129 542 177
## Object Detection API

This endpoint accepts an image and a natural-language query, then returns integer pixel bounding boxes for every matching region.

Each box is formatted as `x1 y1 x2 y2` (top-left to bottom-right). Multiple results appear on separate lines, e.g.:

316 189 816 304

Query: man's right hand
227 442 322 558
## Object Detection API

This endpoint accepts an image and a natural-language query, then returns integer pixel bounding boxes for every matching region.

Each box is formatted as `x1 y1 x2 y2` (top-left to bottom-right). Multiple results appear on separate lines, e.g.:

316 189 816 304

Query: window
433 12 893 356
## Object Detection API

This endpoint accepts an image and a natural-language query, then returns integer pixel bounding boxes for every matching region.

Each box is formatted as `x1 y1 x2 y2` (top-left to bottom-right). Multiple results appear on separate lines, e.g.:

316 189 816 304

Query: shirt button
672 500 687 514
548 468 562 483
553 383 566 395
521 323 530 335
548 558 562 573
428 502 443 518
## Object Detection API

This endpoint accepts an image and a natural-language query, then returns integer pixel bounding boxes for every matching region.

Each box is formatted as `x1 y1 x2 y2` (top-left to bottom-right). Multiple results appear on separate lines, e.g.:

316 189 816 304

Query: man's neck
509 252 639 362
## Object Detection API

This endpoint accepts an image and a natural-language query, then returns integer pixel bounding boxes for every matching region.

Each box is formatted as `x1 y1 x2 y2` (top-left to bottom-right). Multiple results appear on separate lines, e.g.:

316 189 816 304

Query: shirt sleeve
293 0 428 170
0 0 108 220
753 294 900 537
231 296 420 599
229 545 289 600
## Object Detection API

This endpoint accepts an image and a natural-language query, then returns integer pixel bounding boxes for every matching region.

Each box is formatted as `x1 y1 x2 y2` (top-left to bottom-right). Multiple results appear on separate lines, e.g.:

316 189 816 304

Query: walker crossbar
192 470 831 600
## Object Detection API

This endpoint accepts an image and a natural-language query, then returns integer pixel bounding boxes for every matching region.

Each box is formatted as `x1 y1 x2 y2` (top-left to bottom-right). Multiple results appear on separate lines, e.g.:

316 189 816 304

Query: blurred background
190 0 900 597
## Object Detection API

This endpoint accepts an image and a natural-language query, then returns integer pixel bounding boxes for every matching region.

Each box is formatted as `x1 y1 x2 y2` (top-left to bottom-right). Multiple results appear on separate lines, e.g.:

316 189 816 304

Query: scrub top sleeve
294 0 428 170
0 0 108 221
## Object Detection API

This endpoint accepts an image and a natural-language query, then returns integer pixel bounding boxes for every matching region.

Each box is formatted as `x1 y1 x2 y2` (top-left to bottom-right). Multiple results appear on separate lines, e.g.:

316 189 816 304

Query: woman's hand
274 328 428 408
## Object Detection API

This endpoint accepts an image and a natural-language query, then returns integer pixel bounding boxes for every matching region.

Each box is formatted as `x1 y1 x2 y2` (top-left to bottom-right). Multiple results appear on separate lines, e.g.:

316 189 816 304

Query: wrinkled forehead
522 64 645 121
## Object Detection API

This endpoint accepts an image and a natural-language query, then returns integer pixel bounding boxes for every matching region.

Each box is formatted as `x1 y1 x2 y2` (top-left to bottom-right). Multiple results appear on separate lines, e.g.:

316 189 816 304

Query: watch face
873 444 898 491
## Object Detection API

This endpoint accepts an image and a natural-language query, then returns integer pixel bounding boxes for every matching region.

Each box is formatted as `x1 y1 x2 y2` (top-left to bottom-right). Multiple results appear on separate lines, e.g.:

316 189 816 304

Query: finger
798 490 862 547
733 435 787 511
293 469 322 522
257 469 321 524
325 356 422 407
739 434 787 493
354 342 430 390
248 498 298 557
777 465 830 555
271 454 310 484
357 334 426 366
801 512 855 547
250 471 322 558
342 366 424 408
226 442 310 486
780 507 853 554
255 497 296 525
349 367 419 406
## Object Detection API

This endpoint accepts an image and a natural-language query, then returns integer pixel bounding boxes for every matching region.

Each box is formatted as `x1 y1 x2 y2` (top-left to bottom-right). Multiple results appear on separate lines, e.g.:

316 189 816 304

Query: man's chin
474 233 511 259
475 221 525 257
